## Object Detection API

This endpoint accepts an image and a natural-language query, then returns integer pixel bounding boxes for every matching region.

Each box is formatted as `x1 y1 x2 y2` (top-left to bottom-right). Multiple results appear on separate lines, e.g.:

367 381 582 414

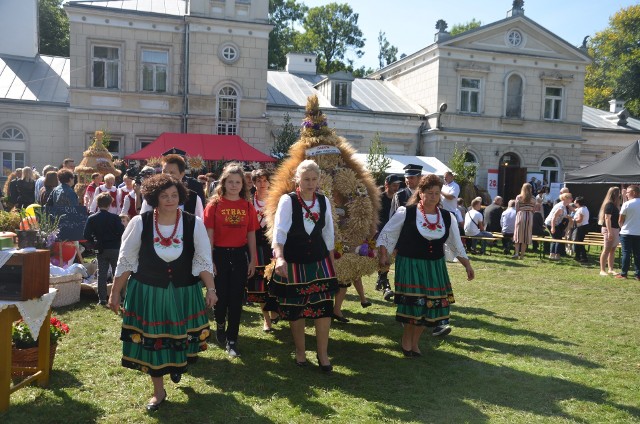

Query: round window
507 30 523 47
218 42 240 65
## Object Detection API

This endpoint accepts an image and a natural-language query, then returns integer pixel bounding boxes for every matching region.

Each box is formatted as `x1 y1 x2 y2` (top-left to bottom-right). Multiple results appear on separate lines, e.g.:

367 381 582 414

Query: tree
366 133 391 185
39 0 69 57
585 5 640 116
448 145 476 188
377 31 398 69
298 3 365 74
268 0 308 69
450 19 482 36
271 113 300 161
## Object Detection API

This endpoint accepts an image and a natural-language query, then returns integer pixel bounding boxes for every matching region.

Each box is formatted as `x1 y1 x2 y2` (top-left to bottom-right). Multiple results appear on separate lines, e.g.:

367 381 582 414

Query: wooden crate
0 250 50 301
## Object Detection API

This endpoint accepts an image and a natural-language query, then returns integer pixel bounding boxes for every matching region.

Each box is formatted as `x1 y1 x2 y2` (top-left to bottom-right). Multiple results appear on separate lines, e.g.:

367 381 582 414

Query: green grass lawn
3 252 640 423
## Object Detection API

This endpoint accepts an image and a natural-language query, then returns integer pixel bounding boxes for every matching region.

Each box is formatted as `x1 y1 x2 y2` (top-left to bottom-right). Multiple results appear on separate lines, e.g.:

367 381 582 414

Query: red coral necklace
296 187 319 224
254 192 265 209
418 201 442 231
154 208 181 246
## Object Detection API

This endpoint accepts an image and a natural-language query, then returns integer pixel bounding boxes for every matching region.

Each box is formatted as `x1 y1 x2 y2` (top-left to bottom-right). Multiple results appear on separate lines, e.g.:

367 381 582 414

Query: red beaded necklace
154 208 181 247
418 201 442 231
254 192 265 209
296 187 319 224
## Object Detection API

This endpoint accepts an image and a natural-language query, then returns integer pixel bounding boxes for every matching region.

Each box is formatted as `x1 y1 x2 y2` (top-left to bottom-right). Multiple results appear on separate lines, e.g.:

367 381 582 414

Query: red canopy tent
125 133 276 162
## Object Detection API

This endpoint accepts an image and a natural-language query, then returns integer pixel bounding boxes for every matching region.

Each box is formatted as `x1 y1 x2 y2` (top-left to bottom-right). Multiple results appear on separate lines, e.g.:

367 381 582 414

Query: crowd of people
3 156 639 412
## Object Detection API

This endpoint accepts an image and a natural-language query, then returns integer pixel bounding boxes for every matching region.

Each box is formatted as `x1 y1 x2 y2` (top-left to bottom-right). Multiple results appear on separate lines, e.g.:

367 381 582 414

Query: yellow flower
199 329 210 341
130 333 141 343
426 300 434 308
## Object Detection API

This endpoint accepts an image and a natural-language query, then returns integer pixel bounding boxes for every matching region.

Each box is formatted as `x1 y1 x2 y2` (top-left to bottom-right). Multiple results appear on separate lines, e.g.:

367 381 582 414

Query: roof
565 140 640 184
582 105 640 132
267 71 425 115
0 55 69 104
125 133 276 162
353 153 451 176
68 0 187 16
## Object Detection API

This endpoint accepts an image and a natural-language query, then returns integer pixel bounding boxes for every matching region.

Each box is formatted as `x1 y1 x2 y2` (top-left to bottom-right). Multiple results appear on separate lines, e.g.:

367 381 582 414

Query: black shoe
216 323 227 345
170 373 182 384
360 301 372 308
375 275 388 291
295 359 308 367
97 300 107 307
226 341 240 358
383 289 394 302
432 325 452 337
146 390 167 412
316 355 333 373
271 317 280 325
331 313 349 323
411 351 422 357
401 347 413 357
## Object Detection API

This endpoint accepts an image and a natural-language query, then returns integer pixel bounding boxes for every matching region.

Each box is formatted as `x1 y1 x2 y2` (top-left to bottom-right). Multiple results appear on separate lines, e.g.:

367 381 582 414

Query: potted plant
11 316 70 375
16 207 63 249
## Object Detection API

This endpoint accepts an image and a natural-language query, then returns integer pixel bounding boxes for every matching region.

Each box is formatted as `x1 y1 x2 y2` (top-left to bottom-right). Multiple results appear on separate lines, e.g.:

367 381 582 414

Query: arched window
1 127 25 141
216 86 238 135
505 74 523 118
540 157 561 184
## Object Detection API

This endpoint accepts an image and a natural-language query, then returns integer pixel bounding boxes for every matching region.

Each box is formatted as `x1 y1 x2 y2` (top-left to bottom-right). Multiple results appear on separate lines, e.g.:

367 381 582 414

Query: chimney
609 99 626 113
285 53 317 75
0 0 38 58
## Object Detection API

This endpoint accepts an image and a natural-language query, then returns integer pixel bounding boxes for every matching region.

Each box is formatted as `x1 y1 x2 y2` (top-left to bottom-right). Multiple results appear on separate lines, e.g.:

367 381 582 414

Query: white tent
353 154 451 176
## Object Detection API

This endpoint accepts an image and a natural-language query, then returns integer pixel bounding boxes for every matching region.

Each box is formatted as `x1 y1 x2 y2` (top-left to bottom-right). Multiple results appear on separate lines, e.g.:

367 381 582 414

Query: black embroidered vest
396 206 451 260
283 192 329 264
132 211 199 288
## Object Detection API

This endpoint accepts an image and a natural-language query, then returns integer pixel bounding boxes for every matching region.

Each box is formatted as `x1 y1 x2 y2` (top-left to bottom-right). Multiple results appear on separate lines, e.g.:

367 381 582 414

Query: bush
0 210 21 232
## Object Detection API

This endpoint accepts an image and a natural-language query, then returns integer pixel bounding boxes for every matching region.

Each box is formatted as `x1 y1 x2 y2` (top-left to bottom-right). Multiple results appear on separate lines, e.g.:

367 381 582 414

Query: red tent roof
125 133 276 162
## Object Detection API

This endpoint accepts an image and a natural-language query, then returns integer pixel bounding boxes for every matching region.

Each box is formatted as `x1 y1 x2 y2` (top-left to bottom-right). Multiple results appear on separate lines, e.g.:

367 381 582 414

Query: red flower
154 339 163 350
172 238 181 244
50 317 60 326
61 324 69 333
160 238 172 247
154 237 160 243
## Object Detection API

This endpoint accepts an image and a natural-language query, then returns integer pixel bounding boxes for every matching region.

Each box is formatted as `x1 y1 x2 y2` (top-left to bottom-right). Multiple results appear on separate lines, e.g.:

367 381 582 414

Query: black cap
243 165 253 172
403 164 423 177
385 174 402 184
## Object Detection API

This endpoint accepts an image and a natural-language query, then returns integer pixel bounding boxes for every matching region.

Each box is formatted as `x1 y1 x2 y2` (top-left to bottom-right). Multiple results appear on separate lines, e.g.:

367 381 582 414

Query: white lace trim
0 288 58 341
192 253 214 276
115 255 138 277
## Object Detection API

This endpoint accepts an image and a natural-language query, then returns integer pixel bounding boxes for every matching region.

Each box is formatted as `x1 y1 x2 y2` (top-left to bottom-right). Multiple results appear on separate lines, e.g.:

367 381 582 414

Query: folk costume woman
203 163 258 358
377 174 474 356
246 169 280 332
272 160 338 372
108 174 217 411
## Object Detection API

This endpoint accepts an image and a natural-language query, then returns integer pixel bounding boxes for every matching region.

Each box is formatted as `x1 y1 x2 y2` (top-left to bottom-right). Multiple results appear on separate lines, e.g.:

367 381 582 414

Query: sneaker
383 289 394 302
216 323 227 345
226 341 240 358
432 325 452 337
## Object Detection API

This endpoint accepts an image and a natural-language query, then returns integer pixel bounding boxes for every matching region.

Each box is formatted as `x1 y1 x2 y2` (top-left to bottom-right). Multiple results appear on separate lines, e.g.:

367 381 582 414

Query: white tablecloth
0 288 58 341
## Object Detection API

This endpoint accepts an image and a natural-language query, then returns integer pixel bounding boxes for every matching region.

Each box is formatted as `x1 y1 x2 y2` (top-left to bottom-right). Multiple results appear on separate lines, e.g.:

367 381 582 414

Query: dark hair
628 185 640 196
91 172 101 179
574 196 584 206
251 168 271 183
96 192 113 209
57 169 74 184
407 174 443 206
63 158 75 166
210 162 247 203
162 154 186 174
141 174 189 208
44 171 59 190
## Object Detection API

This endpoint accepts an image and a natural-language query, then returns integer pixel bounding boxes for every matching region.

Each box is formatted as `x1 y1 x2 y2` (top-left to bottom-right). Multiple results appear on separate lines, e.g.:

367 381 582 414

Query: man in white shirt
464 197 493 254
500 199 517 254
441 171 462 224
617 185 640 279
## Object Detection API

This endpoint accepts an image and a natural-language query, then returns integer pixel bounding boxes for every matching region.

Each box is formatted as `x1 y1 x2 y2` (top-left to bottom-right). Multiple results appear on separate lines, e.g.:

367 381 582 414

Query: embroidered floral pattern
304 211 320 223
297 282 328 295
154 235 184 248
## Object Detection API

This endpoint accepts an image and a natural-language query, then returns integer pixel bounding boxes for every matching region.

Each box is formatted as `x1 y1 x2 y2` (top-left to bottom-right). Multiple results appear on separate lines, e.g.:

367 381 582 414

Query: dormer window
334 82 349 107
313 71 354 108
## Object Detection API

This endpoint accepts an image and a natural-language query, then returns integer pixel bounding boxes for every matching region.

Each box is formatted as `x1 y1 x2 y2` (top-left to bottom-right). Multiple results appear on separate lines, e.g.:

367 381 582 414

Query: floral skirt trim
246 264 274 304
393 255 454 327
271 257 337 321
120 277 210 376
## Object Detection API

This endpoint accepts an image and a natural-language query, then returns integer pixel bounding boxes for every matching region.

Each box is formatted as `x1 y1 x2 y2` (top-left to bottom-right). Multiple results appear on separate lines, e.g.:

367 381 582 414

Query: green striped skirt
270 257 338 321
393 255 455 327
120 277 210 377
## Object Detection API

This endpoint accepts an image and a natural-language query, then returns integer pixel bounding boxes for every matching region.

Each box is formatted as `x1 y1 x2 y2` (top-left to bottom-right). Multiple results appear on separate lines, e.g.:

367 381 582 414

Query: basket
12 343 57 377
49 273 83 307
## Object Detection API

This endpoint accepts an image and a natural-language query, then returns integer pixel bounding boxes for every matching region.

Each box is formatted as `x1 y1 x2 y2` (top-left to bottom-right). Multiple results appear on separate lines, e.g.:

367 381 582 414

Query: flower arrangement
12 316 70 349
18 207 63 249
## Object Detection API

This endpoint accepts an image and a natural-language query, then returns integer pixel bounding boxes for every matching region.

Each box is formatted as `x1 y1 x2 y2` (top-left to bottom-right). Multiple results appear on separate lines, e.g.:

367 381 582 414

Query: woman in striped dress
513 183 536 259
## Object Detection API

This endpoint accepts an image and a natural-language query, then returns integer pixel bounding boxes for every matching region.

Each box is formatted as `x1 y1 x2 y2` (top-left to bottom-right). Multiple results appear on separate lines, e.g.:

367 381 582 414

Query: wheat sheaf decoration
265 95 380 283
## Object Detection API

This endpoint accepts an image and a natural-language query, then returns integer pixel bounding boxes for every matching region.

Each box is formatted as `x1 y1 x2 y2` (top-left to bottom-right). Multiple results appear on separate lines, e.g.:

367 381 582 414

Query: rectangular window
141 50 168 93
460 78 480 113
333 82 349 107
92 46 120 89
544 86 563 120
217 123 237 135
2 152 25 175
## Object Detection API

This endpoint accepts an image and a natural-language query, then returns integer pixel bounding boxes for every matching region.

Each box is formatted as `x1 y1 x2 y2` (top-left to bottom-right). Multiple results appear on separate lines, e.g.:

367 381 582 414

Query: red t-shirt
203 197 259 247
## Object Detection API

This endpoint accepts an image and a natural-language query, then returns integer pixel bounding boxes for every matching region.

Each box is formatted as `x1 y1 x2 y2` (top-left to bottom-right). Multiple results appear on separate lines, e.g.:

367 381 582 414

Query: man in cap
390 164 423 218
376 174 402 299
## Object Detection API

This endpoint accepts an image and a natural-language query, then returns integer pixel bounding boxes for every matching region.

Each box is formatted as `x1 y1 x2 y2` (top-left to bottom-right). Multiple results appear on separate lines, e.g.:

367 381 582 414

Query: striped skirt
393 255 455 327
270 257 338 321
246 242 274 304
120 277 210 377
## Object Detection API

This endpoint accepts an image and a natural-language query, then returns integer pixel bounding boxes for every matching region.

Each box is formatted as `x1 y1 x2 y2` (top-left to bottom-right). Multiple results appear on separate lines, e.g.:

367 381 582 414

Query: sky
300 0 638 70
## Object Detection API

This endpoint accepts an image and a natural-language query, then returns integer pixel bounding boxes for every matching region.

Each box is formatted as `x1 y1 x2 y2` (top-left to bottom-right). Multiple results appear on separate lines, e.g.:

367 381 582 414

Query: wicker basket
11 343 57 377
49 273 83 307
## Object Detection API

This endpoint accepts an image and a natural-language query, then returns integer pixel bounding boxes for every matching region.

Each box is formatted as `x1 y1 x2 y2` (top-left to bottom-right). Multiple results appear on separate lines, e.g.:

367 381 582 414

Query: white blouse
376 207 468 260
114 213 214 278
253 197 267 229
272 194 335 251
120 191 136 215
89 185 118 214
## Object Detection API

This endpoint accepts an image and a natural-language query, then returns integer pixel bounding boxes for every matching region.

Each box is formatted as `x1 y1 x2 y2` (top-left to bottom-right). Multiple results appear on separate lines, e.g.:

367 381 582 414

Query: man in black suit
390 164 423 218
484 196 504 233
